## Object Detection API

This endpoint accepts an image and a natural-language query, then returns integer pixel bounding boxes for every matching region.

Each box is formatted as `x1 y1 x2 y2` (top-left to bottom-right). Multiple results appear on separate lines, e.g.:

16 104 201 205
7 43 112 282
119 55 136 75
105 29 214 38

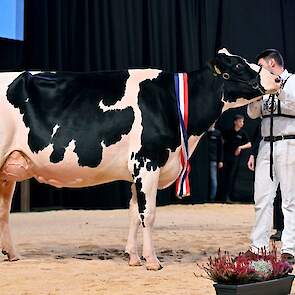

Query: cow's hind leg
0 180 19 261
125 183 142 266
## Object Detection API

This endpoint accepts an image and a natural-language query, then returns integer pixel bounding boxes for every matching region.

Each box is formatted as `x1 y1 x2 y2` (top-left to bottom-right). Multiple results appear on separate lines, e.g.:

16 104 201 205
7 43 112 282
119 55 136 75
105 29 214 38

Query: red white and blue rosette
174 73 190 198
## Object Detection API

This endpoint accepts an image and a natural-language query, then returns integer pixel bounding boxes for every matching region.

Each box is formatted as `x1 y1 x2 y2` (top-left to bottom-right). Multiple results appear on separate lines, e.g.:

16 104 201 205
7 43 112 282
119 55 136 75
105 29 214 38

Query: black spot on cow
146 160 158 172
138 72 180 168
187 66 224 135
7 71 134 167
133 163 140 178
132 152 158 179
132 153 146 178
135 177 146 227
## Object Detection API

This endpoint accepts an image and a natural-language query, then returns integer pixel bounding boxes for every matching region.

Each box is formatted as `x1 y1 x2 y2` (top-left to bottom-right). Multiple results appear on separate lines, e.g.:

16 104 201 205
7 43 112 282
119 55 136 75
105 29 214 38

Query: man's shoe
270 230 282 241
281 253 295 265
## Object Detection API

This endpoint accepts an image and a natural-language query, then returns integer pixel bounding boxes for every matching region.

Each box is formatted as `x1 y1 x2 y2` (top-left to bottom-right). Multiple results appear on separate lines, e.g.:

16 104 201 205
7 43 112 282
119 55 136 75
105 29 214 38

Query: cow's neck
186 65 223 137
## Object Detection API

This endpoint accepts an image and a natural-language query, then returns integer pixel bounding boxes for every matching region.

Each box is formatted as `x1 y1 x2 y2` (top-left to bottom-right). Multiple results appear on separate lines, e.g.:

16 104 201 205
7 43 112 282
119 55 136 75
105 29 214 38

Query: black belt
264 135 295 142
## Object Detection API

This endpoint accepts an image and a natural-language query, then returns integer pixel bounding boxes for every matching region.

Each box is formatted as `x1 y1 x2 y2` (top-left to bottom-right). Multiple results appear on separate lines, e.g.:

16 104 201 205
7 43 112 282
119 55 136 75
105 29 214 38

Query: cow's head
211 48 282 102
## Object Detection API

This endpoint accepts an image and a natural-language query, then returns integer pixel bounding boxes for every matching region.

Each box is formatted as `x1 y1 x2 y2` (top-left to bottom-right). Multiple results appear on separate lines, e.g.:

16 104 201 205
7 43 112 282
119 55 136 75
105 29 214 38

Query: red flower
197 246 293 285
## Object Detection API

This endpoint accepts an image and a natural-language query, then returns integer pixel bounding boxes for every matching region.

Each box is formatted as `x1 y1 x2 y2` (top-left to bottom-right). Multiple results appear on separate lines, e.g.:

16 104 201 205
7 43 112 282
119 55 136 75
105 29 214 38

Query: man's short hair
256 49 284 67
234 114 244 121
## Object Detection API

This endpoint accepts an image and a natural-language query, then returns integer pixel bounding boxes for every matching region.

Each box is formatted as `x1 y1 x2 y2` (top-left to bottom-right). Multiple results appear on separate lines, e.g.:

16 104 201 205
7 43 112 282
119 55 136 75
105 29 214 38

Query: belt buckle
281 135 285 140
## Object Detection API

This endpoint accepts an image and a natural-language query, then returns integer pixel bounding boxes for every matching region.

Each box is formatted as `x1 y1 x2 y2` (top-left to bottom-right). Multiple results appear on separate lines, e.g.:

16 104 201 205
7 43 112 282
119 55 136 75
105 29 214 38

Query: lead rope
269 93 275 180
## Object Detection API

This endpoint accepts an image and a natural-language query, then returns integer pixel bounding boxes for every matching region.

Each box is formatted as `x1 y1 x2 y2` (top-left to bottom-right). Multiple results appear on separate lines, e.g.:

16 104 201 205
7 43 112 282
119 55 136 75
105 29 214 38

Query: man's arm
235 130 252 156
235 142 252 156
247 99 262 119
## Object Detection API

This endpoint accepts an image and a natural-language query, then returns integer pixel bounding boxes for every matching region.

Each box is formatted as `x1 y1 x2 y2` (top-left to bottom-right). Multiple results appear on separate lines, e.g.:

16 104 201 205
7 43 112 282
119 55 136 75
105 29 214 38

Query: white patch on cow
97 69 162 113
218 48 231 55
51 124 60 138
25 97 30 103
249 63 260 72
67 139 76 148
218 48 245 61
97 100 117 112
222 96 262 112
218 48 246 61
28 71 42 76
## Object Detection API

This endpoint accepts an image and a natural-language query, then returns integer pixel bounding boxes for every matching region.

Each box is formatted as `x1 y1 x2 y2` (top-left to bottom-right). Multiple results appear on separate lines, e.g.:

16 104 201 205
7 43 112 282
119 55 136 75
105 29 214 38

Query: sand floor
0 204 294 295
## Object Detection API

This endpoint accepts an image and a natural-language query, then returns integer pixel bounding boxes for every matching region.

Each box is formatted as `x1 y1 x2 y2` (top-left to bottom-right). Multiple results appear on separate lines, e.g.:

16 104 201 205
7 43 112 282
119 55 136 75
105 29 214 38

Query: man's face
258 58 273 73
234 118 244 129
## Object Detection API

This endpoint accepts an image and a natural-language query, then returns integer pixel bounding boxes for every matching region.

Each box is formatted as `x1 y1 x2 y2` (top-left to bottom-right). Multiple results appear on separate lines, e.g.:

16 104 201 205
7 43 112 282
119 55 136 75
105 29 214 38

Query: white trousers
251 139 295 256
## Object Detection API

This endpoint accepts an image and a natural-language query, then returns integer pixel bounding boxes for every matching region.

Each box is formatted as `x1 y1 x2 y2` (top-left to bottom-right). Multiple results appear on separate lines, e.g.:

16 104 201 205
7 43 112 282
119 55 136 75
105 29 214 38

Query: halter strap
268 74 293 180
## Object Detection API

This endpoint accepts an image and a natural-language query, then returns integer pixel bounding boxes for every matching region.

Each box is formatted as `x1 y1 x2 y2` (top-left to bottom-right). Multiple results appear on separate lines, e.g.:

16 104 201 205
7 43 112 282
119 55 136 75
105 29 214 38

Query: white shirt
248 69 295 137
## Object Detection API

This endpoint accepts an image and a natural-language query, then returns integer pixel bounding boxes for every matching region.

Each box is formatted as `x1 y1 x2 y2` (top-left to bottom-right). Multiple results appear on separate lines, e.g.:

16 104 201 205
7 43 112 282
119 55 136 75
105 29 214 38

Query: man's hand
235 146 242 156
218 162 223 169
248 155 255 171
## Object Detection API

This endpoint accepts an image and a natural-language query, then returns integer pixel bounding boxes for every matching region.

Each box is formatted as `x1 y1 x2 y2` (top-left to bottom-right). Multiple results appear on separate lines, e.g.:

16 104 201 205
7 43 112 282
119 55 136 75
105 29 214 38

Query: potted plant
197 247 294 295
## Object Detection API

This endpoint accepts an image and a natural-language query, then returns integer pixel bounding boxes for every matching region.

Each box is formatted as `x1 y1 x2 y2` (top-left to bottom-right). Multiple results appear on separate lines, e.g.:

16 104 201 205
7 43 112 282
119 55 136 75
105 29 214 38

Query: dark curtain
1 0 294 210
24 0 201 72
0 38 24 70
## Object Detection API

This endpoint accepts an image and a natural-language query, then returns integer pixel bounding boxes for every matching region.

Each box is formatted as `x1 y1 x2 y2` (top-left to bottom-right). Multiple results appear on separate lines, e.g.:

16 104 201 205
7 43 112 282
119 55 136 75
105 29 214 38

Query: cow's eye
236 63 243 70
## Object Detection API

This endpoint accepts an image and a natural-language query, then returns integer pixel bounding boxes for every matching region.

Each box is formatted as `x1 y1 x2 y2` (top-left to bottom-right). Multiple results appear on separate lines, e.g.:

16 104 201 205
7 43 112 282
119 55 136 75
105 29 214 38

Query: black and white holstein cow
0 49 281 270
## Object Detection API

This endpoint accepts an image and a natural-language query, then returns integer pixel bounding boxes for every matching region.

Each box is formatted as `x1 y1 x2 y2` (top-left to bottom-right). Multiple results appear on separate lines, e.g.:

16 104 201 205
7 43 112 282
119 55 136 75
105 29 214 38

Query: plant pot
214 275 295 295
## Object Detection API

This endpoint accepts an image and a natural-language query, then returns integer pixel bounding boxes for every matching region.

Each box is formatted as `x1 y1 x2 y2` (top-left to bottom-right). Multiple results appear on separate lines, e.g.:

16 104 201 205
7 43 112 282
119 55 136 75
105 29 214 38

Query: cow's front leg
134 168 161 271
0 180 19 261
125 183 142 266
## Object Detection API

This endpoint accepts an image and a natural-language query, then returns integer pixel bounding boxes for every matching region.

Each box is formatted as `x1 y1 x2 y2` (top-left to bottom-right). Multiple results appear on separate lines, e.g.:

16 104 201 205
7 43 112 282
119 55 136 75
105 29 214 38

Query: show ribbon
174 73 191 198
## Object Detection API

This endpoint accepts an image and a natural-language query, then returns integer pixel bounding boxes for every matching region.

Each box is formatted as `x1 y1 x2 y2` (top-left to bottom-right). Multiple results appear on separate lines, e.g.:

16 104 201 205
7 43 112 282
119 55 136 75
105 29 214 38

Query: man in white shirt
247 49 295 264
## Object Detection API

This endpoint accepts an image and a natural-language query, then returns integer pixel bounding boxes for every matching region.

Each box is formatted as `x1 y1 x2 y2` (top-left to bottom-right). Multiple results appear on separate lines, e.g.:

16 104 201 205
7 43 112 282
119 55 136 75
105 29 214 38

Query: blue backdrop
0 0 24 41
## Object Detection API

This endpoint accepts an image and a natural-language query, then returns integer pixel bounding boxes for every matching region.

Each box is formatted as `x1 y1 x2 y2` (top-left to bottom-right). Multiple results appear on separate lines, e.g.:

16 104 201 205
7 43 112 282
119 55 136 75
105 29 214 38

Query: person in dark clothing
207 124 223 202
221 114 251 203
248 124 284 241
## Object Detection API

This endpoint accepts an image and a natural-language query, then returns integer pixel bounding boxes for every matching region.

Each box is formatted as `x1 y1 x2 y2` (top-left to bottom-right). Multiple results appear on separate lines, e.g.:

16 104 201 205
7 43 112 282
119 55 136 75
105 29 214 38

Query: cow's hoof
125 252 142 266
146 262 163 271
2 249 20 261
8 254 21 262
129 259 142 267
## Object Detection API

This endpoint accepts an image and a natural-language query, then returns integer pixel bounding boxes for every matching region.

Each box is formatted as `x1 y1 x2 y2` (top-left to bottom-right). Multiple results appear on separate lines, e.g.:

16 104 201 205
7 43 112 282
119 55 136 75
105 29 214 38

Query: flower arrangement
197 246 293 285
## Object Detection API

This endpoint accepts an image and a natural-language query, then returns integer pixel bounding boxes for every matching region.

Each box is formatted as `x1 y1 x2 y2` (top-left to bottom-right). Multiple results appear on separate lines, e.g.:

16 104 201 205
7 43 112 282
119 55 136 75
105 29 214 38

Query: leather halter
213 65 266 95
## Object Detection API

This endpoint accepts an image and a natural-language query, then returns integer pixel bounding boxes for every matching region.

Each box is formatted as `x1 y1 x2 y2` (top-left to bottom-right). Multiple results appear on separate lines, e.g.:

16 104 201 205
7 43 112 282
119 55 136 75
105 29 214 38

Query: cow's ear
214 65 222 75
208 60 222 76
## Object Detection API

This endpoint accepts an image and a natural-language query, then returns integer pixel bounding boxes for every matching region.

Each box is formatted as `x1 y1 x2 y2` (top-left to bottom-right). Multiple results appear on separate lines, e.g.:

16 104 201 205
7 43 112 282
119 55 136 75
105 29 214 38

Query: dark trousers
274 186 284 231
220 157 240 202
